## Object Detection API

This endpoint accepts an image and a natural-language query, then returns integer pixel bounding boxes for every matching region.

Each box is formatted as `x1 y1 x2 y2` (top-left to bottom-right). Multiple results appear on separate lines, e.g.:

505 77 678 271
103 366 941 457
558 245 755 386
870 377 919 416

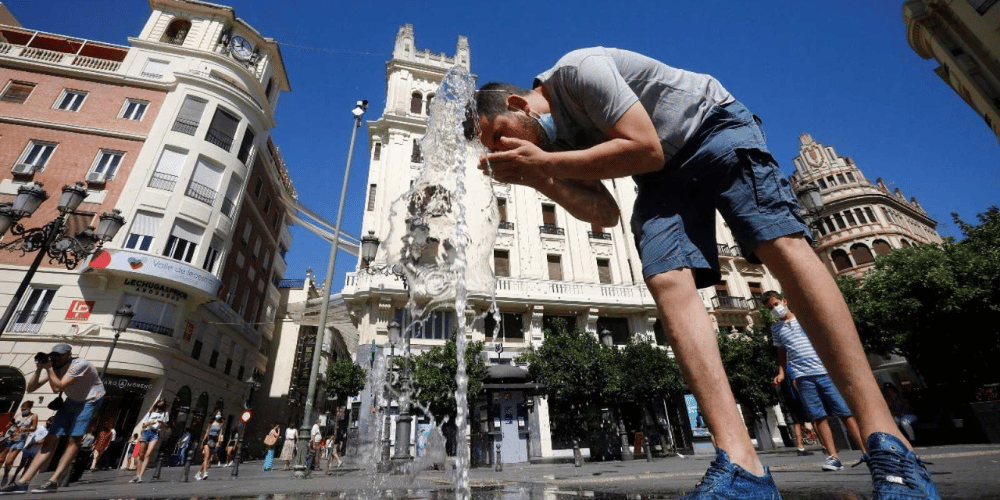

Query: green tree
838 206 1000 396
716 308 779 418
325 358 367 407
406 339 487 422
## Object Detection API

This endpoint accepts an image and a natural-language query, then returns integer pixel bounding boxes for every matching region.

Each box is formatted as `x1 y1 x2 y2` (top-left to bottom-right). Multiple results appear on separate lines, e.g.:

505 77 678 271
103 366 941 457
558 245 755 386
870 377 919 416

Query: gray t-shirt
59 357 106 402
534 47 734 163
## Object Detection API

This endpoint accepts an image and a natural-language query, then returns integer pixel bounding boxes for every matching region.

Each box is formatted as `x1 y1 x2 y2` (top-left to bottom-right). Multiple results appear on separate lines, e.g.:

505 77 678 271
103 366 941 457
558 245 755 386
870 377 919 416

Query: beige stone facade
904 0 1000 140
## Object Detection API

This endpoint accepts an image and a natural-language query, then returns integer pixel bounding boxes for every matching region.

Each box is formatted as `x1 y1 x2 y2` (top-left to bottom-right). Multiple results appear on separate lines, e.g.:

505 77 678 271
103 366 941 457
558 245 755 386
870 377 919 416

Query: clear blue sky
9 0 998 290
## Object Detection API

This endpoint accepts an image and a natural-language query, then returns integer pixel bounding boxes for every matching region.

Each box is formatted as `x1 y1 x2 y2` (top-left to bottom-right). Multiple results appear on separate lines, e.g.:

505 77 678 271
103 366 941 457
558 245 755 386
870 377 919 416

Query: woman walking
279 424 296 470
196 412 223 481
121 433 138 470
262 424 280 471
131 399 170 483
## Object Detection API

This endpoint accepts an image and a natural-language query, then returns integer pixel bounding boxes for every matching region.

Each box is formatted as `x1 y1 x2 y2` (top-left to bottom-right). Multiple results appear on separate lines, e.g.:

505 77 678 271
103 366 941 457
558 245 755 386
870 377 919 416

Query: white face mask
21 410 30 416
771 303 788 320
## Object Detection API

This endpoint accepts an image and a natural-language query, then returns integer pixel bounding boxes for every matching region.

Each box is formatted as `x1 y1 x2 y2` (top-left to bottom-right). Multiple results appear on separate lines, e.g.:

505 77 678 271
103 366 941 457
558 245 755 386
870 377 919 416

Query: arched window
410 92 422 114
873 239 892 255
850 243 874 265
162 19 191 45
426 94 434 116
0 367 26 414
192 392 209 433
411 139 422 163
900 239 911 247
171 386 192 430
831 249 853 271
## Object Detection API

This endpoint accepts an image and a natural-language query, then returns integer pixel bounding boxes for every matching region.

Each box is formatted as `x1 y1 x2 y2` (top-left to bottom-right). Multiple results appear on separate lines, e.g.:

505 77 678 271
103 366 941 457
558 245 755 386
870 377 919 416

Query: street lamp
380 321 400 471
796 182 826 240
295 99 367 476
358 231 408 285
0 182 124 335
601 327 633 461
101 304 134 378
390 320 415 473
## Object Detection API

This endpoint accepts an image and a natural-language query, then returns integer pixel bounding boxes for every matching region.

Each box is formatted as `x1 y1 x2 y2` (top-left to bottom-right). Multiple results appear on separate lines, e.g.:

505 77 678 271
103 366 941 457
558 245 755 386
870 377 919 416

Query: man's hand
772 372 785 387
479 137 551 187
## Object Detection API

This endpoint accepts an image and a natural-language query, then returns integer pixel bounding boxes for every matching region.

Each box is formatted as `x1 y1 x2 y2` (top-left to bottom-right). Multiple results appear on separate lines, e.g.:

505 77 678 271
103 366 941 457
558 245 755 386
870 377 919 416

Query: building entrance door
498 390 527 463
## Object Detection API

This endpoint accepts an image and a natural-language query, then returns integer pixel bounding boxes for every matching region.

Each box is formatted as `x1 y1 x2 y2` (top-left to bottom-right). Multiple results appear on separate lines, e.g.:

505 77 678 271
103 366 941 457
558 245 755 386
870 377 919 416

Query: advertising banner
89 249 221 296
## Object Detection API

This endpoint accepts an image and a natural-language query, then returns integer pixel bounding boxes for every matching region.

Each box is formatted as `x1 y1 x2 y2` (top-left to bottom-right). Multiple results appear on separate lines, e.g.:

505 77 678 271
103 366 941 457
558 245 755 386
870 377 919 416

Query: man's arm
25 364 48 392
45 365 77 393
772 346 788 386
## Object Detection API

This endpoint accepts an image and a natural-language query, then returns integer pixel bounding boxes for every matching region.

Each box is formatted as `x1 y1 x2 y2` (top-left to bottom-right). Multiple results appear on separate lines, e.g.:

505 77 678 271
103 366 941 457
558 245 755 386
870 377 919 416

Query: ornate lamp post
101 304 135 378
295 100 367 476
390 319 414 472
0 182 124 335
796 182 826 241
379 321 399 471
602 328 633 461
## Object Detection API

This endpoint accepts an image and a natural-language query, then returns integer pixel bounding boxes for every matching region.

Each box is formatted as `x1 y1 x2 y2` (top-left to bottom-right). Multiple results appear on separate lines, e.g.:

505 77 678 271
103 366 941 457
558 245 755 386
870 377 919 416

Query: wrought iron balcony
498 221 515 230
7 310 46 333
148 172 178 191
184 180 218 206
588 231 612 240
717 244 742 257
129 320 174 337
711 295 752 311
539 224 565 236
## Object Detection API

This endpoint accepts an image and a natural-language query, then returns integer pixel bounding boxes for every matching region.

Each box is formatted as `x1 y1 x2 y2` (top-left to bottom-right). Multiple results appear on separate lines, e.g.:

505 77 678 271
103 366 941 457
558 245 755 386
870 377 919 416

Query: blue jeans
631 100 809 288
49 398 103 437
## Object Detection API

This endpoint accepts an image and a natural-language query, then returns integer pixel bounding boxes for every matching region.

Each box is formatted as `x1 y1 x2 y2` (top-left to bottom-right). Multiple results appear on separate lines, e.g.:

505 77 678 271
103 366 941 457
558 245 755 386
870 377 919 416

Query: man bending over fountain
470 47 939 500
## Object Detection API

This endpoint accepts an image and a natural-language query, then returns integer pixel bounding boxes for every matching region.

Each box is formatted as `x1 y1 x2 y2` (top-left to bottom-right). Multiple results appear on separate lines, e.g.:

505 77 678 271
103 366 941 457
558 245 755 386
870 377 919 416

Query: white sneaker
194 471 203 481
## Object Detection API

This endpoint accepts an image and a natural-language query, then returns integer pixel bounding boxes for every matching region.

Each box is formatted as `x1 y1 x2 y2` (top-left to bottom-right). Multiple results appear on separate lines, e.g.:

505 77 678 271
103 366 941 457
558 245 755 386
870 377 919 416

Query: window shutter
173 96 207 134
170 219 203 243
131 212 162 237
191 158 224 191
596 259 611 284
207 108 240 151
542 205 556 226
547 255 562 281
494 250 510 277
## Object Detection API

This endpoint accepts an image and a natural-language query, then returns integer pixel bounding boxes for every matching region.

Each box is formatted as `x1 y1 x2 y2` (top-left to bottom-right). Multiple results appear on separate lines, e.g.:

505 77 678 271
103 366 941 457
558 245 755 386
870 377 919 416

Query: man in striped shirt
765 291 866 471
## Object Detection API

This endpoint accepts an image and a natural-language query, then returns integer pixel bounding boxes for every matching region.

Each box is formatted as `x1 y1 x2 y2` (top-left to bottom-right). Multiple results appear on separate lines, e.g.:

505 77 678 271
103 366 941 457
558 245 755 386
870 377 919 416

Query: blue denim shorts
140 427 160 443
796 374 852 420
49 398 103 438
8 438 27 451
630 101 810 288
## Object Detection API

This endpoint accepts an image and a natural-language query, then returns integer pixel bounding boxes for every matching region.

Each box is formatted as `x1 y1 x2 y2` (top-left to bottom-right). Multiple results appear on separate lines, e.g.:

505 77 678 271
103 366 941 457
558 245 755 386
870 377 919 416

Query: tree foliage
716 307 780 417
405 339 487 422
838 206 1000 395
325 358 367 405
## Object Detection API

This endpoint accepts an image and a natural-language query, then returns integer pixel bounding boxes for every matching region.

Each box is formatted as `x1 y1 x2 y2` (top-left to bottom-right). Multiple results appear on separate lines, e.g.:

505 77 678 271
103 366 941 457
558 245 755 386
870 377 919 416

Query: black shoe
0 481 28 495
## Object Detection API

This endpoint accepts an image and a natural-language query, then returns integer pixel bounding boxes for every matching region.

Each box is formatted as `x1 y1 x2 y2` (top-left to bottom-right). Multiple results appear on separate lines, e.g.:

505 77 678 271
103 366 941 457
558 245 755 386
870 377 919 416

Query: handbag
47 392 65 411
264 432 277 447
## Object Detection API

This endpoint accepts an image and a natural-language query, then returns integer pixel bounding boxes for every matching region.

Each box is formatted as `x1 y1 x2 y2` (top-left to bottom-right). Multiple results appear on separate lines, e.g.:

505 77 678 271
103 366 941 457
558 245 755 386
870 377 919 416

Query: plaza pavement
8 443 1000 499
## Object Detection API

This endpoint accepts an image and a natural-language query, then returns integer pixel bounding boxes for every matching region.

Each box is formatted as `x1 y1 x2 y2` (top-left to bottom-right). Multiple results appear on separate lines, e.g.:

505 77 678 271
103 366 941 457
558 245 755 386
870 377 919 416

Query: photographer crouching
0 343 104 495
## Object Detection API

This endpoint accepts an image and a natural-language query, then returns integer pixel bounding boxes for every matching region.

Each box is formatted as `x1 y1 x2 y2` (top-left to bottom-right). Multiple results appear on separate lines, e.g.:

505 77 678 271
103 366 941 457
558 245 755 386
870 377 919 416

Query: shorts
49 398 103 438
140 427 160 443
7 438 26 451
796 374 852 421
205 437 218 450
779 378 810 424
21 446 39 460
630 100 810 288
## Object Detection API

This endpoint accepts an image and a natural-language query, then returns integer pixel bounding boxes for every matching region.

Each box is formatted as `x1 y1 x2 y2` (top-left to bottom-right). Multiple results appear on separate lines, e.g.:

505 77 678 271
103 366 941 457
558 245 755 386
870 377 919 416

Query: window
238 292 249 319
236 127 255 164
221 177 241 217
816 178 827 189
748 281 764 306
426 94 434 116
14 141 56 174
845 172 856 182
823 217 836 233
205 107 240 151
836 174 846 184
714 281 730 297
120 99 148 120
264 78 274 100
833 213 846 229
8 287 56 333
191 339 203 360
850 243 875 266
203 237 223 273
1 81 35 104
141 59 169 79
542 204 557 226
124 212 161 252
873 239 892 256
596 258 612 284
484 312 524 341
122 293 176 336
367 184 377 211
831 249 853 271
162 219 203 263
967 0 998 15
494 250 510 277
395 308 454 340
242 221 252 244
252 238 261 259
161 19 190 45
88 150 124 183
226 275 238 305
844 210 857 226
253 177 263 198
410 92 422 114
865 207 877 224
411 139 422 163
547 254 563 281
172 96 207 135
149 148 186 191
209 350 219 368
372 142 381 161
497 198 508 222
55 89 86 111
224 358 233 375
185 157 224 205
263 196 271 214
854 208 867 224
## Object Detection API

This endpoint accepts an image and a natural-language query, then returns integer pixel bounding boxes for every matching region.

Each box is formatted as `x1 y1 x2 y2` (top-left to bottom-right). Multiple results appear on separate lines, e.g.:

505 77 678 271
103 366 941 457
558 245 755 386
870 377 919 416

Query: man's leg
46 437 80 483
646 268 764 475
812 417 839 458
15 435 57 484
841 415 866 453
792 423 805 449
754 235 909 447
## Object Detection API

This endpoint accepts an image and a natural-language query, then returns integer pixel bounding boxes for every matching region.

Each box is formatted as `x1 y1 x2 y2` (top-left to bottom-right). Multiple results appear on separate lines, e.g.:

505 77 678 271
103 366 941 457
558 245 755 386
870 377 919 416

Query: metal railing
717 244 742 257
498 221 515 230
185 180 217 206
7 310 47 333
130 320 173 337
205 127 234 152
539 224 565 236
588 231 612 240
221 197 235 217
279 279 306 288
171 119 198 136
711 295 752 311
148 172 178 191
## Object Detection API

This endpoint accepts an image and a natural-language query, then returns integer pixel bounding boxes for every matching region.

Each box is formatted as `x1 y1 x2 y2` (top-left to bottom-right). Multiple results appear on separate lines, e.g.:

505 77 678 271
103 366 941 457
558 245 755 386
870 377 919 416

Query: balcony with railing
184 180 218 206
205 127 234 152
129 320 174 337
717 244 742 258
711 295 752 311
589 230 612 240
498 221 515 230
7 310 47 333
148 172 178 191
0 26 128 74
539 224 565 236
220 196 236 217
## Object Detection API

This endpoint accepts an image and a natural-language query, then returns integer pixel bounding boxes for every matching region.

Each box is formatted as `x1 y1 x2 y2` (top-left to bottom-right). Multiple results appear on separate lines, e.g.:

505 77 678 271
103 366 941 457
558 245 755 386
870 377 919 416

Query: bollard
644 433 653 462
231 424 244 478
181 438 196 482
494 442 502 472
572 438 583 467
151 449 165 480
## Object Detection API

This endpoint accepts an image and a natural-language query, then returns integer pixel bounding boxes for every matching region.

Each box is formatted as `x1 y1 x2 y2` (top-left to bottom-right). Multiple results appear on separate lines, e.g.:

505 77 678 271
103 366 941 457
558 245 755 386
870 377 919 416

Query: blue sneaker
862 432 941 500
680 448 781 500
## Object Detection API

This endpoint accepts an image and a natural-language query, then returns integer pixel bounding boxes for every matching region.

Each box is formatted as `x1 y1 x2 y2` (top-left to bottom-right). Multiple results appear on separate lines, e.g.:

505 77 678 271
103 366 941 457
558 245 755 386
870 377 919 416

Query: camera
34 352 49 364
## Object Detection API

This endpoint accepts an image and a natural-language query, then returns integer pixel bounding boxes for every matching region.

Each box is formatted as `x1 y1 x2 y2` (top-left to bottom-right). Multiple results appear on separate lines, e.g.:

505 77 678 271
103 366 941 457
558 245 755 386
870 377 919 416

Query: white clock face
230 36 253 61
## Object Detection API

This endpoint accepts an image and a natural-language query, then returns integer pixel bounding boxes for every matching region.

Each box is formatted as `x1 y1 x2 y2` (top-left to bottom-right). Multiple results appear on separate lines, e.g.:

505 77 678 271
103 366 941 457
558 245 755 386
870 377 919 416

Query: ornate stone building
904 0 1000 140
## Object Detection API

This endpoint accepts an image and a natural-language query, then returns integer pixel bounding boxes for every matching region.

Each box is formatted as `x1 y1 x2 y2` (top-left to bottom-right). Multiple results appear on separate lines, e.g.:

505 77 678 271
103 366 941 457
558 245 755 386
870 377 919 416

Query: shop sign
89 250 221 296
183 322 195 342
103 375 152 394
65 300 95 321
123 278 188 302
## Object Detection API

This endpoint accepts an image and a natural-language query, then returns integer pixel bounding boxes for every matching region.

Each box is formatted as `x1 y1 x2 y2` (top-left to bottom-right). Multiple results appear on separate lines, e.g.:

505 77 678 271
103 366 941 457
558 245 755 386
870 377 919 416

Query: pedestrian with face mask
0 343 104 494
196 412 223 481
131 398 170 483
1 402 37 487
